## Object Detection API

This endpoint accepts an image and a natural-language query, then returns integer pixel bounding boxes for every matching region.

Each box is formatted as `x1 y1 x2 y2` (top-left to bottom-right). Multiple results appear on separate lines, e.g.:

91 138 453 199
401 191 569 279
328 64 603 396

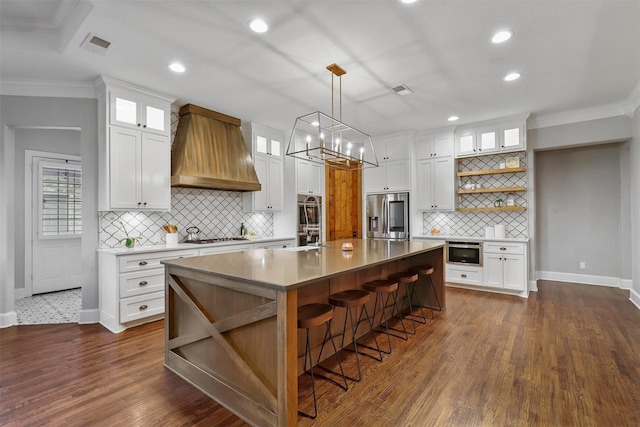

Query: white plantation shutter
39 161 82 237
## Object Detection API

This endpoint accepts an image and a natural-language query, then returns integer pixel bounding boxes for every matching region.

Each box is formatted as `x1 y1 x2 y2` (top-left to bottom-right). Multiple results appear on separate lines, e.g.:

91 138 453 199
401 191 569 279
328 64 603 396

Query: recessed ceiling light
504 72 521 81
492 30 513 44
448 116 459 122
248 18 268 33
169 62 186 73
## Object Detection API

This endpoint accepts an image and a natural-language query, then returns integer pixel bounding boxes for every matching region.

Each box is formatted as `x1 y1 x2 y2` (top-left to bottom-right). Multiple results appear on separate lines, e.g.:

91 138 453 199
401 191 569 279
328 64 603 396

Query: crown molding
528 101 632 130
1 80 95 99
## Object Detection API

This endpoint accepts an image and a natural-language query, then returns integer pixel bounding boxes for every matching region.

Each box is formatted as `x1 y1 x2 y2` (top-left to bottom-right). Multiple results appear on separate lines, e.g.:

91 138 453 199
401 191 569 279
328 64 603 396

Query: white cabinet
99 248 198 333
483 242 526 291
416 132 454 159
364 134 411 193
242 123 284 212
107 127 171 210
454 117 527 158
199 244 253 255
296 159 324 195
446 264 483 286
109 86 171 136
252 239 295 249
416 157 454 210
96 77 175 212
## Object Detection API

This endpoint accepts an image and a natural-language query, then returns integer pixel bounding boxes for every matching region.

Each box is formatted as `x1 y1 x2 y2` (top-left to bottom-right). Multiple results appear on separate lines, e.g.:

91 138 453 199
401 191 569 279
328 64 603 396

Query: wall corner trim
79 309 100 324
0 311 17 328
630 288 640 311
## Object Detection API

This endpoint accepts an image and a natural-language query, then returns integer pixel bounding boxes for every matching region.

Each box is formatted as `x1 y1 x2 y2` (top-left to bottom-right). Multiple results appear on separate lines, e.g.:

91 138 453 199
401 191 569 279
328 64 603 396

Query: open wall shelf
457 167 525 177
457 186 526 195
457 206 526 213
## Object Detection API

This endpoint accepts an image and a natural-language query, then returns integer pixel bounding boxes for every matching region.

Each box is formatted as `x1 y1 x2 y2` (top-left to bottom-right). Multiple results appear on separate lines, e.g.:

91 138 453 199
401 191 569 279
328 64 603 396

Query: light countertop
413 234 529 243
97 236 296 255
162 238 446 289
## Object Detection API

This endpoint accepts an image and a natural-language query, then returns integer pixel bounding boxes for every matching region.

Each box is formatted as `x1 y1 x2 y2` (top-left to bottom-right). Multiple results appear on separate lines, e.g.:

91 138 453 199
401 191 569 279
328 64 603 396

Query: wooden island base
162 239 445 427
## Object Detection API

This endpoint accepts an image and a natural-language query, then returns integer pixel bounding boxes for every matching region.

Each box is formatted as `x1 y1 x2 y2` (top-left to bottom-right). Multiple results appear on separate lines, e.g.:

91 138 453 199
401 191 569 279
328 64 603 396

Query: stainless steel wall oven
298 195 322 246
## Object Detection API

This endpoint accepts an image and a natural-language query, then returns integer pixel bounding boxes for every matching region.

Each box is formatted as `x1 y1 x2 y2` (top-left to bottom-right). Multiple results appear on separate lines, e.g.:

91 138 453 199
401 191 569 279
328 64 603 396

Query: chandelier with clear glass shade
286 64 378 170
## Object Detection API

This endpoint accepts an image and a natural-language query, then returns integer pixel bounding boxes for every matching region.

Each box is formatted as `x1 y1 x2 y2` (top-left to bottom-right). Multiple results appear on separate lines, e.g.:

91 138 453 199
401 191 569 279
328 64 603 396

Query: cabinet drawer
484 242 525 255
119 291 164 323
119 268 164 298
118 249 198 273
198 244 253 255
446 264 483 286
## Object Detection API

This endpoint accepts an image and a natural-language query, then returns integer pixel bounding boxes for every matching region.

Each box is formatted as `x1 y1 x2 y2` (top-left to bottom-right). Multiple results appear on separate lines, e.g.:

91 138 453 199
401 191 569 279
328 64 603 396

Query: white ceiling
1 0 639 136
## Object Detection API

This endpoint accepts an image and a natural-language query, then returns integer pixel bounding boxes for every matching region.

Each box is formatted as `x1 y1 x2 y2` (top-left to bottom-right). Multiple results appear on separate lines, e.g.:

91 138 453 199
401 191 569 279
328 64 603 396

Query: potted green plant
118 221 140 248
494 198 504 207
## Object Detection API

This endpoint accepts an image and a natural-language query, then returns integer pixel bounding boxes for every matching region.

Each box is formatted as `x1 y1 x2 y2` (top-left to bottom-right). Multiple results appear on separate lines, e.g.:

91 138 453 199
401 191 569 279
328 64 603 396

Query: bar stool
388 271 426 333
326 289 382 382
297 303 348 419
412 265 441 319
362 278 408 353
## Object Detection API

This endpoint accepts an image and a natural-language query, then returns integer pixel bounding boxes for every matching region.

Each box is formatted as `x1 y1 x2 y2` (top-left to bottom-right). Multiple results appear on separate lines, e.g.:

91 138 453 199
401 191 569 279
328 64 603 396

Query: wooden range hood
171 104 261 192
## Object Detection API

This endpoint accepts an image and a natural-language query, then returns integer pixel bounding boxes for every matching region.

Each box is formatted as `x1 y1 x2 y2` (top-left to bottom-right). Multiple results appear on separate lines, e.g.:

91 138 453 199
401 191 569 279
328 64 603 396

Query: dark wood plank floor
1 281 639 426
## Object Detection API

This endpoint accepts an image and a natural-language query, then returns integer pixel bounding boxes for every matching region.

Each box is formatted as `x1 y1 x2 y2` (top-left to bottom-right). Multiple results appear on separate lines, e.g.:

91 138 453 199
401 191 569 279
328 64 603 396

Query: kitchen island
162 238 445 427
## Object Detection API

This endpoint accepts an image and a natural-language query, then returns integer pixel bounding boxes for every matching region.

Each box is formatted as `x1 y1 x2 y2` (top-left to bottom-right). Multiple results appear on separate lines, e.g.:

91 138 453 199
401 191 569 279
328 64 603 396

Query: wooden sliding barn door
326 164 362 241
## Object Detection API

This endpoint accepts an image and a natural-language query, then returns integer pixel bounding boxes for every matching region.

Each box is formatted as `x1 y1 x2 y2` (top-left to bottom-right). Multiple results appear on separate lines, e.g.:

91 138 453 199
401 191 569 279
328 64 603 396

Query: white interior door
32 158 82 294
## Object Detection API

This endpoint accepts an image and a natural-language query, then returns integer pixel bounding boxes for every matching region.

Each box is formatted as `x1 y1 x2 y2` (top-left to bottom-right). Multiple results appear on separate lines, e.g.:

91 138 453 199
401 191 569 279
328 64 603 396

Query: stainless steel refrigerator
366 192 410 240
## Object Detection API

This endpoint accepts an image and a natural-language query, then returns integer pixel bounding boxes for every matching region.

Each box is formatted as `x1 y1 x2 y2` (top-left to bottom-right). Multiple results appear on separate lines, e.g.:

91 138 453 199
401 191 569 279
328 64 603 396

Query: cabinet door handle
139 304 148 310
461 274 467 278
137 123 141 127
139 261 148 266
143 124 147 128
143 202 147 206
137 202 142 206
139 281 148 286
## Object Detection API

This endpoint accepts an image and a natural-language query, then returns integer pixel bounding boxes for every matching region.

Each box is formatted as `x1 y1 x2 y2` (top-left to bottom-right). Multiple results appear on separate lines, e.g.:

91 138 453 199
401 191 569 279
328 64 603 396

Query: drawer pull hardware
139 304 148 310
139 261 148 266
500 247 507 251
139 281 148 286
461 274 467 278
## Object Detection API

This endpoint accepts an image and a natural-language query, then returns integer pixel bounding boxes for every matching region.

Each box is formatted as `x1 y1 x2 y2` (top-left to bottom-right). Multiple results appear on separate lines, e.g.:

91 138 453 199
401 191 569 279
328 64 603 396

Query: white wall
631 106 640 307
535 143 626 282
14 129 81 292
0 96 98 326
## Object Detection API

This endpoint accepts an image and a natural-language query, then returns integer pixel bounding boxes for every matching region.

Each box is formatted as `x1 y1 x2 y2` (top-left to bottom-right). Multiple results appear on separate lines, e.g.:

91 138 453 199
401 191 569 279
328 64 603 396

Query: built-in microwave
447 241 482 266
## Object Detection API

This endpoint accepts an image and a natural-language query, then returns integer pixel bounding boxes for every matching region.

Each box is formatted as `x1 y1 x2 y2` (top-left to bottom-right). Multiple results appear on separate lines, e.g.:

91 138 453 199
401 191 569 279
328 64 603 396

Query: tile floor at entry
15 288 81 324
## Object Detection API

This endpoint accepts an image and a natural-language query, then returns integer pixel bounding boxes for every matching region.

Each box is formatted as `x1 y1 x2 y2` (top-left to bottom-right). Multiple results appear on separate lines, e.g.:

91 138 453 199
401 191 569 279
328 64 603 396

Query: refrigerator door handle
382 195 388 234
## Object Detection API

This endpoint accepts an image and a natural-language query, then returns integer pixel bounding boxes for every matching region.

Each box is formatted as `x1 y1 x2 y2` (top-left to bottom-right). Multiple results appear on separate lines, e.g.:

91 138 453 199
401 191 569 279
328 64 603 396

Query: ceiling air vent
80 33 113 56
392 84 414 96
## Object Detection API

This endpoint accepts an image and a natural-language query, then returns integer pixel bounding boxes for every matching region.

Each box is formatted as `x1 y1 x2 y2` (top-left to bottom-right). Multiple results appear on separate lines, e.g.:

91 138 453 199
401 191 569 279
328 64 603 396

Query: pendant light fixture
286 63 378 170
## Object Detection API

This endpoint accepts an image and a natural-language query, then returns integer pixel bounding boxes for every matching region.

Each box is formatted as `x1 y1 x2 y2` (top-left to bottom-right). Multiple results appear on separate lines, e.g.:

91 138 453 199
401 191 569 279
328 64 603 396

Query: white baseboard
537 271 627 288
79 309 99 324
529 280 538 292
620 279 632 290
0 311 17 328
630 289 640 310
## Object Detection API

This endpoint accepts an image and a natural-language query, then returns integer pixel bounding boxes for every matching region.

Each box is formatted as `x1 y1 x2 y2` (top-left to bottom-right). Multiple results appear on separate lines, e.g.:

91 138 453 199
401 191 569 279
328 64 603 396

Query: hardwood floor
1 281 639 426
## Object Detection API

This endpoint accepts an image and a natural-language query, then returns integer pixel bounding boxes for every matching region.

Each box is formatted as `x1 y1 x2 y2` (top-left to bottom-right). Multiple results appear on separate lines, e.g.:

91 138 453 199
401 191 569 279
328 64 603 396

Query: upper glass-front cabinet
454 118 527 158
110 88 171 136
255 134 282 157
502 126 523 150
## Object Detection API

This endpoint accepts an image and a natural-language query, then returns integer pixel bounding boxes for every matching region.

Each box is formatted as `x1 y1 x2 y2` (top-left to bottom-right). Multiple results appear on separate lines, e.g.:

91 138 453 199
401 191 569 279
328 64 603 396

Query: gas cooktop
184 237 249 244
